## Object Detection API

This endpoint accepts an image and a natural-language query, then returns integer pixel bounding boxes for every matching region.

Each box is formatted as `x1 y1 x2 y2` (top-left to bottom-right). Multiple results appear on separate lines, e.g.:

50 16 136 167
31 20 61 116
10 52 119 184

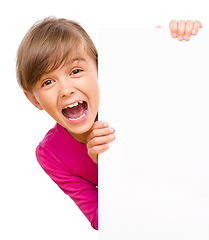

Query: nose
59 78 76 98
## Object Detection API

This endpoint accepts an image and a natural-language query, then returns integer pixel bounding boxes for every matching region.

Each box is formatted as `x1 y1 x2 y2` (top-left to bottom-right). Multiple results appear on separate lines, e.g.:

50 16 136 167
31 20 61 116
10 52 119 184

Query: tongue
63 102 86 119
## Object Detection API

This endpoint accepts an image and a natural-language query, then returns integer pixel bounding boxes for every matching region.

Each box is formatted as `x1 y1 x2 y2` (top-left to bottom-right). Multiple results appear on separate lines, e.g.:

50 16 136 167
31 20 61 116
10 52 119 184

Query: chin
65 119 94 136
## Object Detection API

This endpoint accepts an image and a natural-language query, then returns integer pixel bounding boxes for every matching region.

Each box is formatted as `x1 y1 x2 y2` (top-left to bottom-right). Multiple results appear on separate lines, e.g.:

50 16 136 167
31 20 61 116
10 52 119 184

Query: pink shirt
36 123 98 230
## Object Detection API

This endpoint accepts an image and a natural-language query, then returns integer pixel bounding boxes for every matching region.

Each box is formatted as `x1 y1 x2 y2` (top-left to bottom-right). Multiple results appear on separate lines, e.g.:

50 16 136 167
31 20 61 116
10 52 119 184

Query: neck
66 129 89 145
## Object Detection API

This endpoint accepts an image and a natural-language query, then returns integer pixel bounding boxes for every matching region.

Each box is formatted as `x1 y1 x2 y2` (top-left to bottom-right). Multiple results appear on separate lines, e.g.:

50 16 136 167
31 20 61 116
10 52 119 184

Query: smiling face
25 50 99 144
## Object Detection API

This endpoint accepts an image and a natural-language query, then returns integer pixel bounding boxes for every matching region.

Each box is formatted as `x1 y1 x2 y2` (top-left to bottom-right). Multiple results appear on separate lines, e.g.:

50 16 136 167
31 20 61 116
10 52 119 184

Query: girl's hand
169 20 203 41
86 121 115 164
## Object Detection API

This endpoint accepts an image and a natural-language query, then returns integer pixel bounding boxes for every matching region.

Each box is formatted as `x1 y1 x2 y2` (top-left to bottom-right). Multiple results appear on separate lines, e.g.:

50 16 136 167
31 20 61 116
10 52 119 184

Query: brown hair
16 17 98 92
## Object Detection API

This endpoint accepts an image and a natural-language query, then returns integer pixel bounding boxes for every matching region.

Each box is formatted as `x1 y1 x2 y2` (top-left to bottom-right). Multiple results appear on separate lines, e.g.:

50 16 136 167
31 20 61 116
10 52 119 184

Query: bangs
30 24 85 84
44 39 85 74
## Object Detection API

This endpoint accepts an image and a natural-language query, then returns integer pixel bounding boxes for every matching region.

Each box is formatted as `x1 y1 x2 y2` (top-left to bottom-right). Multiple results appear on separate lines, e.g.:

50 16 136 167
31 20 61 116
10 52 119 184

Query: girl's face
25 50 99 144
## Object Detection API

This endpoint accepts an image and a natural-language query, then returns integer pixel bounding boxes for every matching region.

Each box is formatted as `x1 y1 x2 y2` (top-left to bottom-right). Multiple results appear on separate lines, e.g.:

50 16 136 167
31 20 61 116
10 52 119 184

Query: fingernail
109 128 114 133
104 122 108 127
184 35 190 40
172 33 177 38
192 29 197 35
178 36 183 40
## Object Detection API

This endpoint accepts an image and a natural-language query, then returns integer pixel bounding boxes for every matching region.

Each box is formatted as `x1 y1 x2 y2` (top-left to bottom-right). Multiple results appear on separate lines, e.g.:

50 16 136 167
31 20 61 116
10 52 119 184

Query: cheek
92 88 100 114
90 74 99 92
36 93 55 112
83 78 99 112
90 80 99 103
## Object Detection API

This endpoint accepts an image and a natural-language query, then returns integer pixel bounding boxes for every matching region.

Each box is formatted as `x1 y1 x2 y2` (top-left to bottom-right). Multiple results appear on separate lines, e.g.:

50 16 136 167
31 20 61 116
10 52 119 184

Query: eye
71 69 83 75
41 79 55 87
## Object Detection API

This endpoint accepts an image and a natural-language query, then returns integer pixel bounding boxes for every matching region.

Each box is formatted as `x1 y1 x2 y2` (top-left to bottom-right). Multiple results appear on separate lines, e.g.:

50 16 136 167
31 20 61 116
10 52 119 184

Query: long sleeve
36 144 98 230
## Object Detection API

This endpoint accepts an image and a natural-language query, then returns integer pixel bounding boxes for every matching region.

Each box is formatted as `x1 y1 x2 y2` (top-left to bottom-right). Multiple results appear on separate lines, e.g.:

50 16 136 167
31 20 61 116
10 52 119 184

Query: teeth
69 113 86 121
63 101 83 109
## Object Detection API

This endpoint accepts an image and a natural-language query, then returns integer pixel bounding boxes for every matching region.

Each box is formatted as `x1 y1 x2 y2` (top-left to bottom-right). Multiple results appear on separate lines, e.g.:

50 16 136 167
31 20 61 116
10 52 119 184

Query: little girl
16 17 202 230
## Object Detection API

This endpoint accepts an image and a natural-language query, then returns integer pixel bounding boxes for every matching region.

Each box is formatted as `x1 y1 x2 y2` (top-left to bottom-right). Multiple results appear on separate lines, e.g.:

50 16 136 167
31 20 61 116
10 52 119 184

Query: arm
36 145 98 230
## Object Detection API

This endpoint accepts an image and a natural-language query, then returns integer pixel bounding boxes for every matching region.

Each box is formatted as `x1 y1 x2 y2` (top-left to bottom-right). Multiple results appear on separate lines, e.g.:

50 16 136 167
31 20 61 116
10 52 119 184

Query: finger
184 20 194 41
87 133 115 150
169 20 178 38
89 143 110 155
87 127 115 142
192 20 203 35
177 20 186 41
156 26 161 28
88 144 110 163
90 121 109 131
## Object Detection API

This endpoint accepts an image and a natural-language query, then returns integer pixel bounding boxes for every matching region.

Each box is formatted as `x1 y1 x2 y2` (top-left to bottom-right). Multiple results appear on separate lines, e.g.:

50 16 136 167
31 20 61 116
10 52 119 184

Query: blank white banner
98 29 209 239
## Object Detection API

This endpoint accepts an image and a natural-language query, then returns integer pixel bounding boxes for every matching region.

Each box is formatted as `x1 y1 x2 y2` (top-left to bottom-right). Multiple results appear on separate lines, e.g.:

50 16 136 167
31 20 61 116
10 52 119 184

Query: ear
24 91 44 110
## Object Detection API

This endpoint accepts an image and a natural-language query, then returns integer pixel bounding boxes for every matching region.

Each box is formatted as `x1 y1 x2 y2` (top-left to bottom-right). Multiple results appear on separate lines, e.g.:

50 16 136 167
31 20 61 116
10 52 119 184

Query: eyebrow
66 57 86 65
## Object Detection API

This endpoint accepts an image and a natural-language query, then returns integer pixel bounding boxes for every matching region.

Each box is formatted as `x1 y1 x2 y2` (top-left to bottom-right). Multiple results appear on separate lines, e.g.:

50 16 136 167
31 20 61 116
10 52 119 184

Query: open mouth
62 101 88 122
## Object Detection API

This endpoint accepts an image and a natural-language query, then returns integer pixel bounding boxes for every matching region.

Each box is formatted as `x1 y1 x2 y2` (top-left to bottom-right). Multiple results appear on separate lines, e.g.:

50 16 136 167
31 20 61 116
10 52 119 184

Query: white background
1 0 209 239
98 29 209 239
